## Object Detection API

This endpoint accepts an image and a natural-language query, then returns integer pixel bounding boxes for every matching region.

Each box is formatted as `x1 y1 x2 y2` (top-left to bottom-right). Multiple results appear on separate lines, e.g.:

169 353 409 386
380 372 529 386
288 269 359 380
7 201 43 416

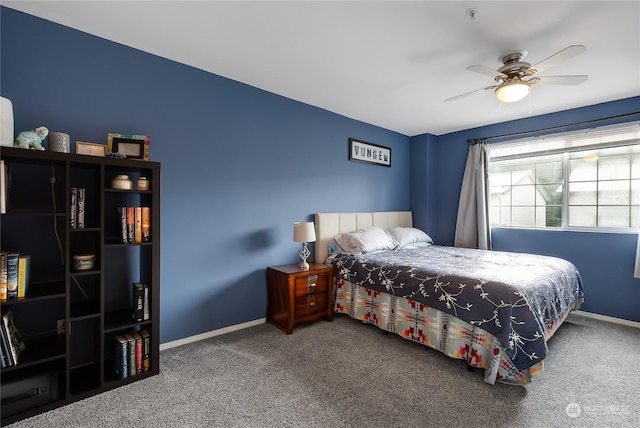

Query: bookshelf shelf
3 281 66 303
70 303 101 319
1 147 160 425
104 240 153 247
1 211 65 217
104 309 152 332
1 335 66 372
70 270 101 277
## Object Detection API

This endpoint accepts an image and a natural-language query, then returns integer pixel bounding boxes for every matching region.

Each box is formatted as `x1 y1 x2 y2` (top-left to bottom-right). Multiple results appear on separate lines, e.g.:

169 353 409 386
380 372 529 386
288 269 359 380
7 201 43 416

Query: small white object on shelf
111 175 133 190
0 97 14 147
73 254 95 271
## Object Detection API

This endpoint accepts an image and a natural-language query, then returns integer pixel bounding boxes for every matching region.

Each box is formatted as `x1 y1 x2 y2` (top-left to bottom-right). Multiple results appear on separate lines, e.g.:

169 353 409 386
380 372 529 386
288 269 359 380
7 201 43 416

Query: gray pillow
388 227 433 248
334 226 398 254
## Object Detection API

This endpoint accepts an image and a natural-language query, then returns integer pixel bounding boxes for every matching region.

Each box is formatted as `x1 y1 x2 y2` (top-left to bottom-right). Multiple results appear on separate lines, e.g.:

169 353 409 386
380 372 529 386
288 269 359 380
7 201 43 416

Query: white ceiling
3 1 640 136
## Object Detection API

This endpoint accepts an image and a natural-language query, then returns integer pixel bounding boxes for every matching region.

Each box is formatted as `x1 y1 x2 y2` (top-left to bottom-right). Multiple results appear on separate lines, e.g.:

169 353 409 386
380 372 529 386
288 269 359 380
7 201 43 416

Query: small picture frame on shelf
107 133 150 161
76 141 106 157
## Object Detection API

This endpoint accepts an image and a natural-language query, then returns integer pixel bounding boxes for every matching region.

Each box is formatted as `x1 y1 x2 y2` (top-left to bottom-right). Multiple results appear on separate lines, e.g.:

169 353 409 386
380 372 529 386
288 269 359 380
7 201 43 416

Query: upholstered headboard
314 211 413 263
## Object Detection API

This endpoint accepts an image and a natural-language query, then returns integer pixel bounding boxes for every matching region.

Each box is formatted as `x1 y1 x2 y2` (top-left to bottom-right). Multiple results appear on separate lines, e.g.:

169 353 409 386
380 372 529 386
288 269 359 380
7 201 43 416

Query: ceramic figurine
14 126 48 150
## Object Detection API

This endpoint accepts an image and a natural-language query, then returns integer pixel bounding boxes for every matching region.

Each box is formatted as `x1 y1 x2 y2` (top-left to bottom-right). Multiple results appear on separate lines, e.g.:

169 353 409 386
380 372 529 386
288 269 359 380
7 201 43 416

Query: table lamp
293 222 316 270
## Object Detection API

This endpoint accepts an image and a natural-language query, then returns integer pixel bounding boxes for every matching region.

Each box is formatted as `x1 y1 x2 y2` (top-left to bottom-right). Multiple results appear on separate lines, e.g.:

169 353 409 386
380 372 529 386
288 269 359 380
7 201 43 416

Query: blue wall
411 97 640 323
2 7 638 343
0 8 410 342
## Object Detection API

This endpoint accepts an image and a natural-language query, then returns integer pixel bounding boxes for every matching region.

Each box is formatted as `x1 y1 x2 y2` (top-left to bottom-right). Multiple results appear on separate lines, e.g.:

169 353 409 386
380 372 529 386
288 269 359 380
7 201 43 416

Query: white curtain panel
454 143 492 250
634 231 640 278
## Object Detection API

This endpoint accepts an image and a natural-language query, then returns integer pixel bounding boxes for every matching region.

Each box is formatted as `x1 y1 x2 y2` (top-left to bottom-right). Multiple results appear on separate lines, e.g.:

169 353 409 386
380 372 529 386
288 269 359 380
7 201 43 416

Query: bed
315 211 584 385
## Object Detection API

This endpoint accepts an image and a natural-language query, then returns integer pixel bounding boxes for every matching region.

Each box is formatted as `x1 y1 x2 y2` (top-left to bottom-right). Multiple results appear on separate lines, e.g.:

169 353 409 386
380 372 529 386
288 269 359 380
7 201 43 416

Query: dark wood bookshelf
1 147 160 425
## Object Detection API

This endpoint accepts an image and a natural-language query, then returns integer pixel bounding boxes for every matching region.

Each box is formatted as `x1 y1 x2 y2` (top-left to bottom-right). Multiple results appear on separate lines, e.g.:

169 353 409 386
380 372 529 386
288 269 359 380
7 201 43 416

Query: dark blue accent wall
411 97 640 323
1 8 410 342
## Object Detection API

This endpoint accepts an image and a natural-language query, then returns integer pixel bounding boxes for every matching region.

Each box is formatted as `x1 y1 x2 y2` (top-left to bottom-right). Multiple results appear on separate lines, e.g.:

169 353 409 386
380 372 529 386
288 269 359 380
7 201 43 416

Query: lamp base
298 242 310 271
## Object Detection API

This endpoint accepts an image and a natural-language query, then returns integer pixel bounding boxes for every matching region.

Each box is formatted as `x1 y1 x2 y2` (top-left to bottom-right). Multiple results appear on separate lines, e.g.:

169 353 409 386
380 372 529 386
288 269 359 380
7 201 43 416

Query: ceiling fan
445 45 588 103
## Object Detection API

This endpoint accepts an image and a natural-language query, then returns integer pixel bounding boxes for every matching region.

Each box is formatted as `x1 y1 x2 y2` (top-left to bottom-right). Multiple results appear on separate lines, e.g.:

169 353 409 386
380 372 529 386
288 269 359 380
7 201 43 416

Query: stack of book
70 187 86 228
0 251 31 302
113 329 151 379
0 309 26 368
117 207 151 244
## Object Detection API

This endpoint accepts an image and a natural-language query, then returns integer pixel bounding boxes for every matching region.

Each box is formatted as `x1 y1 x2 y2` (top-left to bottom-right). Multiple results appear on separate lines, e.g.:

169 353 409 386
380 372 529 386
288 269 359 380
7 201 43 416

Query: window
489 122 640 230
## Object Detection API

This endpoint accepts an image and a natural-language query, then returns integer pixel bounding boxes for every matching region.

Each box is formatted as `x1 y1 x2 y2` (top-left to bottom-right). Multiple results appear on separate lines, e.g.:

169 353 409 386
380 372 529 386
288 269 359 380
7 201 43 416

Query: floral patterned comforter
328 245 584 372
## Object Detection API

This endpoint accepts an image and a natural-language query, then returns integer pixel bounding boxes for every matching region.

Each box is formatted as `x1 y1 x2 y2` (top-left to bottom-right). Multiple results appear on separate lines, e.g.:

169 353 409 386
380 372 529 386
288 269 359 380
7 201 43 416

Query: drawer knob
309 283 317 288
309 302 316 307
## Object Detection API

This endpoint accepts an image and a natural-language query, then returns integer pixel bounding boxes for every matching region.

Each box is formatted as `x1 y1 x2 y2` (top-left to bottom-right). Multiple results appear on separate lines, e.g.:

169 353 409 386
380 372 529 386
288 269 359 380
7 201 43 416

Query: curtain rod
467 111 640 145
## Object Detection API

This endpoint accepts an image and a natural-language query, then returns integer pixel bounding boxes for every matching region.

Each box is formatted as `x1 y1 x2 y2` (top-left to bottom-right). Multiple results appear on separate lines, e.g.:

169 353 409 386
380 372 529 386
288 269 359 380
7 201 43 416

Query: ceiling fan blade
444 86 496 102
532 75 588 85
467 65 507 80
527 45 586 75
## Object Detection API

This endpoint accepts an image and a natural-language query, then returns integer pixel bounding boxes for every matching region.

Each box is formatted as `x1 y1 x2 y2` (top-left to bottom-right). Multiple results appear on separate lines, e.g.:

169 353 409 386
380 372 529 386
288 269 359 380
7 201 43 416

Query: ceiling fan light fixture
495 80 530 103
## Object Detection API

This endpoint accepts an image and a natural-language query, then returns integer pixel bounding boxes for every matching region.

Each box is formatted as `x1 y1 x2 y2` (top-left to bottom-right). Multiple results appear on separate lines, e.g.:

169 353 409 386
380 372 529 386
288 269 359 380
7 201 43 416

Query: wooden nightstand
266 263 334 334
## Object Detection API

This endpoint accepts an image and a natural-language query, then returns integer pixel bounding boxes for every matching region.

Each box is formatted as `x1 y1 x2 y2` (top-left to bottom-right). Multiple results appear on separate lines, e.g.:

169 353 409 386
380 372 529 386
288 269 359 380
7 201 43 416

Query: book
70 187 77 228
132 282 145 322
77 187 85 228
17 254 31 298
141 206 151 242
6 252 20 299
134 206 142 243
0 319 13 366
132 331 143 374
117 207 128 243
2 309 26 365
123 333 136 377
113 335 128 379
143 284 150 321
0 251 7 302
126 207 135 243
140 329 150 372
0 336 6 368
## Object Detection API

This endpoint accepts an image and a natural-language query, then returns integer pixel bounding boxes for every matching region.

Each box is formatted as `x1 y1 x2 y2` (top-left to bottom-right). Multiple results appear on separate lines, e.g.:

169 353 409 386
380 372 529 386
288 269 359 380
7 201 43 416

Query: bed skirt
334 277 574 385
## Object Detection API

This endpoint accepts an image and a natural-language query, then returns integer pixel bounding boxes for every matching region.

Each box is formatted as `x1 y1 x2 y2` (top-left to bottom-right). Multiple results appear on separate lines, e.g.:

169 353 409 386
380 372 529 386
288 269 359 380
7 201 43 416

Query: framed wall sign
107 133 150 161
349 138 391 167
76 141 106 157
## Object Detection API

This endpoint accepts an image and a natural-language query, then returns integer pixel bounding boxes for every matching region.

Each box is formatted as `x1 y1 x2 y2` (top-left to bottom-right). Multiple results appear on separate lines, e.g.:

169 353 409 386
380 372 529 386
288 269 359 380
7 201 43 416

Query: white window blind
489 121 640 161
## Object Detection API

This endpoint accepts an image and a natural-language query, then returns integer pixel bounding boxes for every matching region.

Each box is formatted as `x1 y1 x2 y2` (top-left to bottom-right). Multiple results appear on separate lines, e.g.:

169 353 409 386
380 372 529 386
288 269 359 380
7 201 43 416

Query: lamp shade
495 81 530 103
293 222 316 243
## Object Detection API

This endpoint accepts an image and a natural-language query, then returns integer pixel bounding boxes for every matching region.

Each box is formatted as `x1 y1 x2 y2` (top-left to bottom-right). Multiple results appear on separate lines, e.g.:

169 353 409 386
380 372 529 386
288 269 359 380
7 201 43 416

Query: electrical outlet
57 319 65 334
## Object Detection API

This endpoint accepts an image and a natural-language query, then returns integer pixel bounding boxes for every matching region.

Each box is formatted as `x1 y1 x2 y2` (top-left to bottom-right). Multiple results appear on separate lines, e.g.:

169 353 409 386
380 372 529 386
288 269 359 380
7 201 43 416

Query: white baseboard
571 310 640 329
159 318 267 351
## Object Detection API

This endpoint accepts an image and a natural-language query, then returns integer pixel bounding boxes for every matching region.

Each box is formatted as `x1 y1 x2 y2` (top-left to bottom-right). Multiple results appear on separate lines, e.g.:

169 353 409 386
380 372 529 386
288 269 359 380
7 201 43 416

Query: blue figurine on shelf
14 126 48 150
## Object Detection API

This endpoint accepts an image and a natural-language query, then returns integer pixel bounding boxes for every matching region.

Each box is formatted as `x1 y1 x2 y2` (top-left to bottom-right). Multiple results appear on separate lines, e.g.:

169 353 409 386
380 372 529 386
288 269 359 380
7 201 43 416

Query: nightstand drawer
294 274 328 297
295 293 327 316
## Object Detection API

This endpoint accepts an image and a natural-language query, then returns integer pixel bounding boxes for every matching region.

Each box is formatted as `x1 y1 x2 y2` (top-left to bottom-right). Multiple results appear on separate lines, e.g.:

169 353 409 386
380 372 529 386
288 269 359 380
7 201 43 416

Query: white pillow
387 227 433 248
334 226 398 254
327 239 344 255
